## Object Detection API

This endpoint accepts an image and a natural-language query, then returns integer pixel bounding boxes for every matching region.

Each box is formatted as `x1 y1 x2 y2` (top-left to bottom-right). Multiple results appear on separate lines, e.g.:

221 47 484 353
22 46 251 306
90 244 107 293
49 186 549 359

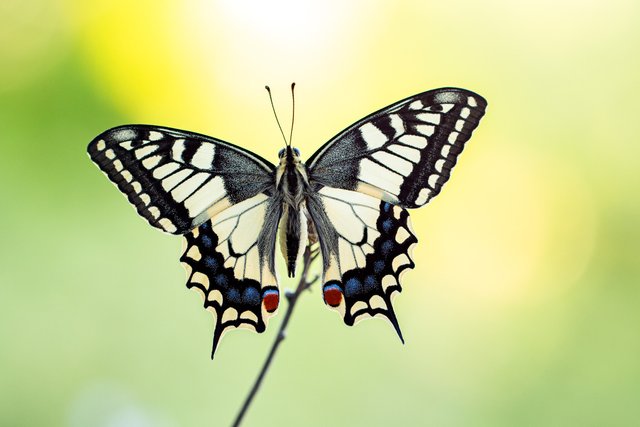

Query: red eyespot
323 287 343 307
262 291 279 313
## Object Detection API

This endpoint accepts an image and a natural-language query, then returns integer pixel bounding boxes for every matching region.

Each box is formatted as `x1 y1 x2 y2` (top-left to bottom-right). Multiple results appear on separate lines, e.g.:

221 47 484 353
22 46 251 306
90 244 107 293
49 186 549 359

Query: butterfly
87 87 487 358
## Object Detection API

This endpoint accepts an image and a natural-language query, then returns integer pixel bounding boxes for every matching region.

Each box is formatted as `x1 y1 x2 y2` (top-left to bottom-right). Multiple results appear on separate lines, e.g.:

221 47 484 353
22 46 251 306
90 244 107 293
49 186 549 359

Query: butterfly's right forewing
88 125 276 235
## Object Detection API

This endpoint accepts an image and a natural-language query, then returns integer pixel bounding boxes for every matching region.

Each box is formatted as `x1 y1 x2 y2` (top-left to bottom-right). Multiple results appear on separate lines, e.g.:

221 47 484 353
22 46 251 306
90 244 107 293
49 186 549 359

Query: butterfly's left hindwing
180 193 282 358
307 187 417 338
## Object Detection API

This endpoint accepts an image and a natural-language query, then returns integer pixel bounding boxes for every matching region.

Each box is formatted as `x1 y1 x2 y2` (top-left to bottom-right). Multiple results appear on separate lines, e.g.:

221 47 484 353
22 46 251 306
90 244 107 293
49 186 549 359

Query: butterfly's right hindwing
88 125 276 235
180 193 282 358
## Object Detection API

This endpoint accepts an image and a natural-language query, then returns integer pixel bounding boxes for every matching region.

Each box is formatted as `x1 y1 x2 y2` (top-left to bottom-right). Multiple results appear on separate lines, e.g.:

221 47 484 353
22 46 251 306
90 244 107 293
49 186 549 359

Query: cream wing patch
318 187 381 273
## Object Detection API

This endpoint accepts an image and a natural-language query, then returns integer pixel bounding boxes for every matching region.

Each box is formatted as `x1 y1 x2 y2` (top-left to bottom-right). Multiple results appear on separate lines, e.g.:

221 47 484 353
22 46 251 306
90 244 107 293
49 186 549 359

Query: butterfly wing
306 87 486 334
87 125 276 234
180 193 282 358
306 188 417 339
306 87 487 208
88 125 281 358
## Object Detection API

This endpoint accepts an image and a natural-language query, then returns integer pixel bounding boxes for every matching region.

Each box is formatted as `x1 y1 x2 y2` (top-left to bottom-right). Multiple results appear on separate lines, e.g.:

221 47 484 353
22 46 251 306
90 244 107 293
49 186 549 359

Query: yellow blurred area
2 0 639 426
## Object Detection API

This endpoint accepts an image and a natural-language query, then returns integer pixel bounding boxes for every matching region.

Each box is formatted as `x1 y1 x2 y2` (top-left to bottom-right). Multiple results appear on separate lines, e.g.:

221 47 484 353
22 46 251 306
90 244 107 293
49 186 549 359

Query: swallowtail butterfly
88 87 487 358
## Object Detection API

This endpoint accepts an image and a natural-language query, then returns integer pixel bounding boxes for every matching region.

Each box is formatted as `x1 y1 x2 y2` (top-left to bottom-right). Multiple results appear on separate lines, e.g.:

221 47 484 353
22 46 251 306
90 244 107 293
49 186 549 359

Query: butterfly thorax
276 147 310 278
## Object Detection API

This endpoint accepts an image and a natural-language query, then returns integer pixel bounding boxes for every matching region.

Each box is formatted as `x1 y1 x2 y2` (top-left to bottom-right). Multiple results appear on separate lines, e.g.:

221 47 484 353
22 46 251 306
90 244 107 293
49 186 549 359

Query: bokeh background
2 0 639 426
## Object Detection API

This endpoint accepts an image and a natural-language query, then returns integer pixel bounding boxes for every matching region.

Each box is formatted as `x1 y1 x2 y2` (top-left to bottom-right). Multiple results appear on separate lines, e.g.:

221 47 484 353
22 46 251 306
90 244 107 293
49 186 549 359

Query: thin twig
231 246 319 427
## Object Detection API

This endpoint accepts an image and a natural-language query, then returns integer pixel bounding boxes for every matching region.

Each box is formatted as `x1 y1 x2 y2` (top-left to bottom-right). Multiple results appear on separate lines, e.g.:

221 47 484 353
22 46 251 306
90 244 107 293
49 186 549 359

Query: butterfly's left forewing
307 88 487 208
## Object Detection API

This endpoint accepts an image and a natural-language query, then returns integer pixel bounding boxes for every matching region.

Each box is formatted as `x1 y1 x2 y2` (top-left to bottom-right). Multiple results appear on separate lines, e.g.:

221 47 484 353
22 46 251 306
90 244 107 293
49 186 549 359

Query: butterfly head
278 146 301 160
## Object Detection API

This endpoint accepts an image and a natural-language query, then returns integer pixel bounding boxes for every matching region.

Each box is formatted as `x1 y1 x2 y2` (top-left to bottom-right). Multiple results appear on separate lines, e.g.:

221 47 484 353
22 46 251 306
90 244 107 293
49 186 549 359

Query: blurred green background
2 0 639 426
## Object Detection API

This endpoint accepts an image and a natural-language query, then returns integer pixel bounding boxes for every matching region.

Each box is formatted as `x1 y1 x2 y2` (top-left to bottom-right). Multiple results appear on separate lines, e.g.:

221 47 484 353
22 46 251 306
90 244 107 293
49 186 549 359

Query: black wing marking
307 87 487 208
180 193 282 358
88 125 276 234
306 187 417 339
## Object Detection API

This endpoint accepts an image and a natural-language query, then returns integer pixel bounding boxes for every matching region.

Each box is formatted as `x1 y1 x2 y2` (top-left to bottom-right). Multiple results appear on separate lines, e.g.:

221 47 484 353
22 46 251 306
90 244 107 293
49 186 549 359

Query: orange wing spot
262 291 279 313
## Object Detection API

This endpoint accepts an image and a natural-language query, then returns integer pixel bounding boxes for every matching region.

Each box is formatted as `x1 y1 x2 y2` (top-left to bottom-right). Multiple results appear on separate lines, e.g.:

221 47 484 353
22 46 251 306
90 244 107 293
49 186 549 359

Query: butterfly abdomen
279 205 308 277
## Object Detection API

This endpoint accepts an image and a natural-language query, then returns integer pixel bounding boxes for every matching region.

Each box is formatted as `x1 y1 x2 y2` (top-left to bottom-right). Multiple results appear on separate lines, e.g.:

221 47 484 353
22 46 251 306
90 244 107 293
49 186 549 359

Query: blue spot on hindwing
201 235 213 248
382 219 394 233
214 274 229 288
373 260 385 274
204 256 218 270
364 275 377 291
382 202 392 212
262 289 279 298
323 283 342 293
345 278 363 297
242 287 261 306
381 240 394 256
227 288 241 303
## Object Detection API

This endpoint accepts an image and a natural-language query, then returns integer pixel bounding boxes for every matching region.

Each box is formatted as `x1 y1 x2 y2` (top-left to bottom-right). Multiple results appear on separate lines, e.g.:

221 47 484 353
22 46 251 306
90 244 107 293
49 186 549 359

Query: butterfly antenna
289 82 296 146
265 85 289 147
